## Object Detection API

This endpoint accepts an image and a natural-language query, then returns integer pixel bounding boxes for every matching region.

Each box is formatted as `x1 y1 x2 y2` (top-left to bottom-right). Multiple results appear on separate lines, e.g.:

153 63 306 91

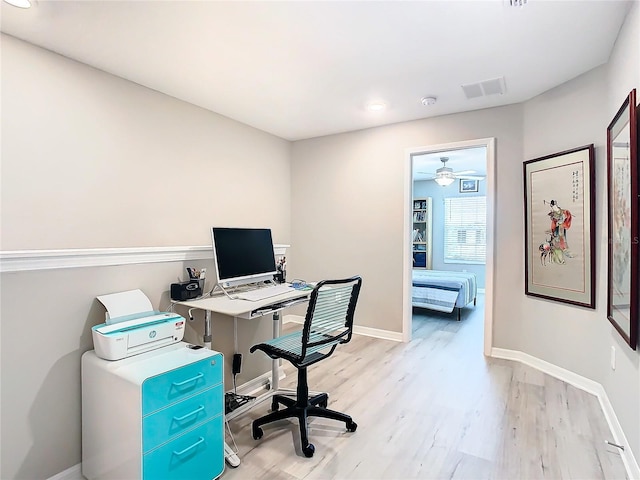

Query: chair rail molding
0 245 289 273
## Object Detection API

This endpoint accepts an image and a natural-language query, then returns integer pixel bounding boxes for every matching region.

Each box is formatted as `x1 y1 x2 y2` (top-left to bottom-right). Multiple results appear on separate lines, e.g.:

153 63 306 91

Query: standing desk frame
176 289 310 419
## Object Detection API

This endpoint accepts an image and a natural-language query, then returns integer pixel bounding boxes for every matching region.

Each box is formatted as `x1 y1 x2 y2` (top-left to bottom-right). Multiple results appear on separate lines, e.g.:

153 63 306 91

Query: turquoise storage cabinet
82 343 224 480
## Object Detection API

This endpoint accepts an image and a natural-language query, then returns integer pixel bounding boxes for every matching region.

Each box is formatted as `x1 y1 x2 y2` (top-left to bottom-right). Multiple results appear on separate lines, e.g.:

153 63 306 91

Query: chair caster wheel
319 400 328 409
271 399 280 412
252 426 263 440
303 443 315 458
346 421 357 432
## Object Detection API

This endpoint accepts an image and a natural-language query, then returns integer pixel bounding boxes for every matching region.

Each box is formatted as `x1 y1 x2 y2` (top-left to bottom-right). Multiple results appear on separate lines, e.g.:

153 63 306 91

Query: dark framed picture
607 89 638 350
523 144 596 308
459 179 478 193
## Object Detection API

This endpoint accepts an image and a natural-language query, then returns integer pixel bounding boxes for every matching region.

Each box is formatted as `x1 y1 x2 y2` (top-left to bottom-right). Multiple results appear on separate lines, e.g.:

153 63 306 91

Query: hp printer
91 311 185 361
93 289 186 361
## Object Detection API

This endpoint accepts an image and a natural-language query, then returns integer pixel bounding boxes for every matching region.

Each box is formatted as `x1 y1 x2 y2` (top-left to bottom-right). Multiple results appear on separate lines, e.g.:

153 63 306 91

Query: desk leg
203 310 212 351
271 310 280 391
201 311 239 467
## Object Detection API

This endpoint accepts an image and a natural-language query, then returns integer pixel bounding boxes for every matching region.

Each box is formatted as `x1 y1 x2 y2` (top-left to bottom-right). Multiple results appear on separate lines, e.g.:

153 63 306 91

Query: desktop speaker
171 280 202 301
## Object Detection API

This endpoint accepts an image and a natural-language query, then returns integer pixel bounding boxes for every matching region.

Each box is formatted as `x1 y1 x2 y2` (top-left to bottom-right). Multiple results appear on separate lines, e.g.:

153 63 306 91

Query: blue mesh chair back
261 276 361 367
250 276 362 457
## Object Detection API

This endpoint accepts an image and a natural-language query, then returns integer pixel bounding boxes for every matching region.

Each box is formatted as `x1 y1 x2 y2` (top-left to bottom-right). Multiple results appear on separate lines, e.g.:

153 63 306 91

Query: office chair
249 276 362 458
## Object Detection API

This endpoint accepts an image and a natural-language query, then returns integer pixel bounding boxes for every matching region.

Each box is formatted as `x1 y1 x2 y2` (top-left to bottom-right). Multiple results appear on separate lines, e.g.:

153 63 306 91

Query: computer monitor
211 227 277 288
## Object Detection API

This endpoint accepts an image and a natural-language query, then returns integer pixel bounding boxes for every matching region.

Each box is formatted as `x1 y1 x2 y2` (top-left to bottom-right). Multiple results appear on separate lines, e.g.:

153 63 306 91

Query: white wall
290 105 524 337
0 35 291 479
522 3 640 464
522 66 609 375
1 34 291 250
1 3 638 476
290 2 640 465
603 2 640 464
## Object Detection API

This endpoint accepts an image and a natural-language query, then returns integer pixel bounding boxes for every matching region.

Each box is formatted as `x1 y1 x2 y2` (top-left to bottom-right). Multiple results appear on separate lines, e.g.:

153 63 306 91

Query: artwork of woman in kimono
549 200 572 249
539 199 572 265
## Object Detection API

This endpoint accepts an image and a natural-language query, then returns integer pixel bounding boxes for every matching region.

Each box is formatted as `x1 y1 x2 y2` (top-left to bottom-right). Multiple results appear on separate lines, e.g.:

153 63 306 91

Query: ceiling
1 0 632 148
413 147 488 181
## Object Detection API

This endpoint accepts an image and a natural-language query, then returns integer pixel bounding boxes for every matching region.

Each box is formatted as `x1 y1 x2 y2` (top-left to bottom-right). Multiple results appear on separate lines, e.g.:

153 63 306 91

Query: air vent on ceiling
461 76 506 99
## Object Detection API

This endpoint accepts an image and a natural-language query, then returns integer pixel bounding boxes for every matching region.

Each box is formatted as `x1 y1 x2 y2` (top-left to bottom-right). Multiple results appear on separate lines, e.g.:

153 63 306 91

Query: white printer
92 289 185 361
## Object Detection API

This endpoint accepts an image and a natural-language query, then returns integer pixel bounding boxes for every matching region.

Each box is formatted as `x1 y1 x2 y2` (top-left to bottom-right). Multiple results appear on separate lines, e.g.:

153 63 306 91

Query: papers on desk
97 289 153 324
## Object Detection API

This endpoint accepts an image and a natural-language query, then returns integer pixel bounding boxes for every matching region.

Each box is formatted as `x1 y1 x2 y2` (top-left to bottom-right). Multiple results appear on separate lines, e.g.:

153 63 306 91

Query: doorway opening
403 138 496 355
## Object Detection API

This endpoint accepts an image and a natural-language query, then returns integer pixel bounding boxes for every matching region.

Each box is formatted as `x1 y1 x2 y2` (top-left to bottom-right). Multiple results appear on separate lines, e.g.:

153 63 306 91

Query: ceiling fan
419 157 485 186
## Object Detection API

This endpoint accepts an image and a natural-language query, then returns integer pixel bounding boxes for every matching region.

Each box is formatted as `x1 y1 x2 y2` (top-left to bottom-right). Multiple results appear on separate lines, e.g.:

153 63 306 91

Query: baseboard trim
491 348 639 480
47 463 82 480
283 314 402 342
353 324 403 342
491 348 602 394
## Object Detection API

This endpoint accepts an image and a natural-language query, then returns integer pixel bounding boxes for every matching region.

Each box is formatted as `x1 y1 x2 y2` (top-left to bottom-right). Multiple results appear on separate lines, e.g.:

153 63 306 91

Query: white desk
175 286 311 418
178 287 310 319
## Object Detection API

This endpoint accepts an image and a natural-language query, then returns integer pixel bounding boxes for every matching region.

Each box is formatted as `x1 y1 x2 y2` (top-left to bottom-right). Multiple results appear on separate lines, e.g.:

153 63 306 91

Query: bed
412 270 477 320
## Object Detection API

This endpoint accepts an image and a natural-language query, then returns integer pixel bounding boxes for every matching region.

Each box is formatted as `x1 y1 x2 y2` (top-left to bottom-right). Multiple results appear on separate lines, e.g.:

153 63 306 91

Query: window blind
444 196 486 264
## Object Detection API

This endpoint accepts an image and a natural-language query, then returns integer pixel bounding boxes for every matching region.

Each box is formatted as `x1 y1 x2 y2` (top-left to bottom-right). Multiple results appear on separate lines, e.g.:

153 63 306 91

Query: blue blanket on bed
411 270 477 313
411 282 459 313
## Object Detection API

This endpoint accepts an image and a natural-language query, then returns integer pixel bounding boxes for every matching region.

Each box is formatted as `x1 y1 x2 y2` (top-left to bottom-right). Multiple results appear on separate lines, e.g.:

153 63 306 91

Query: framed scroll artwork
523 145 596 308
607 89 638 350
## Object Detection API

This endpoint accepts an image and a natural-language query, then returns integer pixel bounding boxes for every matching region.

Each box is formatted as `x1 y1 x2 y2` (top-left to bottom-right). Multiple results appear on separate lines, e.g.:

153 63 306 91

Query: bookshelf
412 198 432 269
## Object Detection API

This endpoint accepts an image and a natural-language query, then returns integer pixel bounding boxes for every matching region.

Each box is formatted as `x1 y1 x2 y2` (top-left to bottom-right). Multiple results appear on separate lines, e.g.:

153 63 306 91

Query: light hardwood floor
222 295 628 479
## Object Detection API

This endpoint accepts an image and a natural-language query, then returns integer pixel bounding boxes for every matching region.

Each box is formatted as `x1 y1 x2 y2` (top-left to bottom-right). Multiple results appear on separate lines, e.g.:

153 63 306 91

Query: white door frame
403 138 496 356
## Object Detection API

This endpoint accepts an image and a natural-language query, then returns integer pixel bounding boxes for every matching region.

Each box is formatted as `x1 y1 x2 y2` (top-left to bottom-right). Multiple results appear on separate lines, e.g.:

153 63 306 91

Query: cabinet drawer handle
173 405 205 422
172 436 204 456
172 372 204 387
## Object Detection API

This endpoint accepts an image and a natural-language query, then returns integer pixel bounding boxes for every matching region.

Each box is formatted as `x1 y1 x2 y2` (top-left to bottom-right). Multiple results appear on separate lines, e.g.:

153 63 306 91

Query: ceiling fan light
434 173 455 186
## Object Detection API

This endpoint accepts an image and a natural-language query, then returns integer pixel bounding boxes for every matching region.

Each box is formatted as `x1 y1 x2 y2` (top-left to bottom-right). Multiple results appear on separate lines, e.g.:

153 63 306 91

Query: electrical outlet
610 346 616 370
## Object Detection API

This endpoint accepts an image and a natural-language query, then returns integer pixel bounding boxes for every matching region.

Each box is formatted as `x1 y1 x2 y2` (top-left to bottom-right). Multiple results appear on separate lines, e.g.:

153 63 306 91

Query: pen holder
198 279 205 293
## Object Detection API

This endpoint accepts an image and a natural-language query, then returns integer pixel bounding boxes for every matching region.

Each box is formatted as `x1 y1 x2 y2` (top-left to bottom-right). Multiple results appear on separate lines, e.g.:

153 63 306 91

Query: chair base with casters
250 276 362 458
251 367 357 457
